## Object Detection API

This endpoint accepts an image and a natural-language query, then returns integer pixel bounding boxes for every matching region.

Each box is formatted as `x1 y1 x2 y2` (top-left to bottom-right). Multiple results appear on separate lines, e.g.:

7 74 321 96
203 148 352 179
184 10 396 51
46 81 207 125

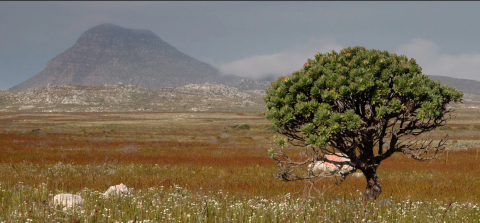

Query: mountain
427 75 480 96
10 24 240 91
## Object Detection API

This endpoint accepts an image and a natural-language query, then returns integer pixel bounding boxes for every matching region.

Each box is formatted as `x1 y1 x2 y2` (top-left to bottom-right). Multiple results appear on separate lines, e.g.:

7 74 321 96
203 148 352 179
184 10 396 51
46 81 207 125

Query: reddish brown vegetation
1 112 479 202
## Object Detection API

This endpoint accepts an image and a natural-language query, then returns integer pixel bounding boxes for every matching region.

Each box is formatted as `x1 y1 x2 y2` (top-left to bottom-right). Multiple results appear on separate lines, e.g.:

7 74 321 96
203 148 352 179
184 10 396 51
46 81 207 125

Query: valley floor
1 110 479 222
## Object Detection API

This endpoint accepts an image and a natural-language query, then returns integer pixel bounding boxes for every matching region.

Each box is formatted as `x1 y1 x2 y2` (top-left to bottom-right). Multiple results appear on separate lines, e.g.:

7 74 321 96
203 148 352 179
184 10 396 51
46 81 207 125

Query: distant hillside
10 24 241 91
427 75 480 96
3 75 480 112
1 83 266 112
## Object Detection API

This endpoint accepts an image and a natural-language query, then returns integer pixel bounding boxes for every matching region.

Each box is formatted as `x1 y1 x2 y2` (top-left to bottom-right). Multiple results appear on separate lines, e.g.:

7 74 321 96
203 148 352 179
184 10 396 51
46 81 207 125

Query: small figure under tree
264 46 463 202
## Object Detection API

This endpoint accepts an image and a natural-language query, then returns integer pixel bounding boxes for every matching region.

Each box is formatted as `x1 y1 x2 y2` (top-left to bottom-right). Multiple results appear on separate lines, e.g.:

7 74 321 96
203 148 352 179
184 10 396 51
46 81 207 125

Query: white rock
352 172 364 178
103 183 130 198
52 193 84 210
308 153 354 176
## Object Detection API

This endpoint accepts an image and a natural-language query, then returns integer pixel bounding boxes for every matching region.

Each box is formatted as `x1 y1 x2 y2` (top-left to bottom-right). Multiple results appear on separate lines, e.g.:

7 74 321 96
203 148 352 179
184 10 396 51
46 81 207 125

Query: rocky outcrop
234 79 271 91
52 183 131 210
10 24 240 91
0 83 266 112
308 153 354 176
52 194 84 211
174 83 249 98
103 183 131 198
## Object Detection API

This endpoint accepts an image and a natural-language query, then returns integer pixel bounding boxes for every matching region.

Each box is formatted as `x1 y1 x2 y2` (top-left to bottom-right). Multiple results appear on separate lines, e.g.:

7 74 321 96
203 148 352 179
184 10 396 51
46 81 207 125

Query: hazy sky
1 1 480 90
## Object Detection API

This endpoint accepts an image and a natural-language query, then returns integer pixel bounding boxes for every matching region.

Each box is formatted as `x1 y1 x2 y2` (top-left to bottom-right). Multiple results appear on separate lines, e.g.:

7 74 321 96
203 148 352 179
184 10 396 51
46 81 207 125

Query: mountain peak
81 24 156 37
76 23 162 48
10 24 239 91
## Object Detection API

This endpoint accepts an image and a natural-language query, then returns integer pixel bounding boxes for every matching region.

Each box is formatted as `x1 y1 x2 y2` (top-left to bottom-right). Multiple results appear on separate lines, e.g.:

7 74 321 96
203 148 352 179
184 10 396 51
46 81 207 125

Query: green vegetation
231 124 251 130
440 125 453 130
1 179 479 222
264 46 463 201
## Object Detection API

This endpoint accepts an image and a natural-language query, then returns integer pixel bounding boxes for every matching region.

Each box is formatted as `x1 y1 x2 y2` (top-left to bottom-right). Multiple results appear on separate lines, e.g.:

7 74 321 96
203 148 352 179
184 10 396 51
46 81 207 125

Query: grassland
1 108 480 222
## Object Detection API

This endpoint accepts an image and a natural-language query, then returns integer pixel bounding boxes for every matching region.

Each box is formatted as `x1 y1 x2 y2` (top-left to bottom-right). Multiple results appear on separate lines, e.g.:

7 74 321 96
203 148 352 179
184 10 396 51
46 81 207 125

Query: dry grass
1 110 480 221
1 111 479 200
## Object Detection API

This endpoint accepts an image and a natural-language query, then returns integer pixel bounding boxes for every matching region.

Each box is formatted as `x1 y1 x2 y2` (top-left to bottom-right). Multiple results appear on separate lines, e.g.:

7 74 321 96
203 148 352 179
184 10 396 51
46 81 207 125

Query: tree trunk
361 166 382 203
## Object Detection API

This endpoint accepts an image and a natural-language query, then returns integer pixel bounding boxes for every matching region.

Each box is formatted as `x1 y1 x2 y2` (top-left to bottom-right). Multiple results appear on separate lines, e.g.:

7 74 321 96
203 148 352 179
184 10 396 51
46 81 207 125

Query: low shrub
439 125 452 130
231 124 250 130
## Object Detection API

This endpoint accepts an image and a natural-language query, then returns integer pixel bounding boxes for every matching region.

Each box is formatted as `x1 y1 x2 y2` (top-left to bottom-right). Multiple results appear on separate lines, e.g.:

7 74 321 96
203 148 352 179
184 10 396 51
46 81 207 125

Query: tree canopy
264 46 463 201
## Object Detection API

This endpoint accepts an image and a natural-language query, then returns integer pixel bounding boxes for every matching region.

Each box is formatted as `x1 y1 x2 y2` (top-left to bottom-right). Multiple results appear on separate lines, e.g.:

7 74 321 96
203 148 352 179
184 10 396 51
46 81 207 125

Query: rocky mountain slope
10 24 241 91
427 75 480 96
3 74 480 112
1 83 266 112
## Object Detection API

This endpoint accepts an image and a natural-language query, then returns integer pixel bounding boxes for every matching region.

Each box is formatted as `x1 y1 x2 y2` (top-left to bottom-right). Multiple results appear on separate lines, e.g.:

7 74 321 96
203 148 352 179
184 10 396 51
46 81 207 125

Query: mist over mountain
10 24 240 91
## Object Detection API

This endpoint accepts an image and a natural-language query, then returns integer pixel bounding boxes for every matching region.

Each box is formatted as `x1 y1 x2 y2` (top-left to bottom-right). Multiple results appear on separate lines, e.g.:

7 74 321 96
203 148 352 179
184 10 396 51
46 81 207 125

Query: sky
1 1 480 90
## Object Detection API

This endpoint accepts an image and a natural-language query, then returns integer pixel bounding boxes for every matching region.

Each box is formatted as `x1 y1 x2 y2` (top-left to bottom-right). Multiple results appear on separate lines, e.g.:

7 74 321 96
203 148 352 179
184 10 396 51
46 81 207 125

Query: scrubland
1 109 480 222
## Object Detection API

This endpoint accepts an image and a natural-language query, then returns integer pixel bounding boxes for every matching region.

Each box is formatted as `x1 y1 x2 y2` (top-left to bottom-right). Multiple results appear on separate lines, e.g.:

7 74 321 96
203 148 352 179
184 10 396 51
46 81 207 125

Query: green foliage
274 136 287 149
263 124 278 132
268 148 277 158
103 129 116 134
30 129 41 133
264 46 463 150
439 126 452 130
231 124 251 130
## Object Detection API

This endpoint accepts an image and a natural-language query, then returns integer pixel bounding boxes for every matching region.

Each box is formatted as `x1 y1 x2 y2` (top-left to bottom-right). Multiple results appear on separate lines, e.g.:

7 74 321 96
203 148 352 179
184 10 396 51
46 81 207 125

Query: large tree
264 46 463 202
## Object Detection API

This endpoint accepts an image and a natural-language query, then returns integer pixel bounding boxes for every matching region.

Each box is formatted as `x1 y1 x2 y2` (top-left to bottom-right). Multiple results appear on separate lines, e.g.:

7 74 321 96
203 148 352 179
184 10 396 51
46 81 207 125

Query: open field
1 109 480 222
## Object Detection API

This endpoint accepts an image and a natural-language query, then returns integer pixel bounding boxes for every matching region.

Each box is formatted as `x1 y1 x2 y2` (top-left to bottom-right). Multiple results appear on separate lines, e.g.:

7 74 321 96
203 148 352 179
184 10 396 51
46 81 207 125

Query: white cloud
218 36 344 80
220 37 480 82
396 38 480 81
